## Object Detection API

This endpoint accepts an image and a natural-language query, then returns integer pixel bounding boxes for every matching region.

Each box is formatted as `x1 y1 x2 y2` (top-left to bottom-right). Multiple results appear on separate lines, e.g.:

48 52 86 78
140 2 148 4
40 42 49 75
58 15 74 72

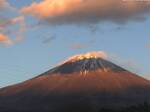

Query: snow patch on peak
63 51 108 64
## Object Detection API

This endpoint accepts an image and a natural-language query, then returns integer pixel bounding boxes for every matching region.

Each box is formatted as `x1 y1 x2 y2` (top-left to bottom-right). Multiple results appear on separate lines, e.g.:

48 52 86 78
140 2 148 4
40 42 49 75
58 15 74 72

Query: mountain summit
0 52 150 112
44 52 126 75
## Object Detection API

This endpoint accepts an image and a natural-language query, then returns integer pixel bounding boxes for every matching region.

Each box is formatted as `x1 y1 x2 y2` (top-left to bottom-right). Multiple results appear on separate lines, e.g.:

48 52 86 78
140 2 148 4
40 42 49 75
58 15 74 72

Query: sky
0 0 150 88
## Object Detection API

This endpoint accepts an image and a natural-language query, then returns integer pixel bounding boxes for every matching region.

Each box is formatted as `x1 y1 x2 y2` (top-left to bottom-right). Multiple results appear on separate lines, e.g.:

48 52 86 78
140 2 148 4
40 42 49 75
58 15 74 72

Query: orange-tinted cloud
70 43 88 49
0 16 25 28
11 16 26 43
21 0 150 25
0 0 26 45
0 16 26 45
0 33 12 45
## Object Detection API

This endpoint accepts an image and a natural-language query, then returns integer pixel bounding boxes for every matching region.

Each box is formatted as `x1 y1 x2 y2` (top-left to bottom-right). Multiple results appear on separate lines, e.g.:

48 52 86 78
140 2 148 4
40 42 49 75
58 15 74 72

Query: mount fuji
0 52 150 112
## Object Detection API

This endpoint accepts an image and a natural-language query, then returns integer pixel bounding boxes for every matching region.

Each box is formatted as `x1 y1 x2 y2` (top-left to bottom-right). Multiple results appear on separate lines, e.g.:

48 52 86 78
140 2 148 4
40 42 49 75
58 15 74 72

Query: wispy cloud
42 34 57 44
70 43 88 49
0 33 12 45
21 0 150 25
0 0 10 9
0 16 26 45
11 16 26 43
0 1 26 46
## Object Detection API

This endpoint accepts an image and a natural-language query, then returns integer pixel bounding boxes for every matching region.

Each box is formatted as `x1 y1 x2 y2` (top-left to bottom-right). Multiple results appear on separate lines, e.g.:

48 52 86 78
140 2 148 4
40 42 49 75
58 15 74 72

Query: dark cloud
42 35 57 44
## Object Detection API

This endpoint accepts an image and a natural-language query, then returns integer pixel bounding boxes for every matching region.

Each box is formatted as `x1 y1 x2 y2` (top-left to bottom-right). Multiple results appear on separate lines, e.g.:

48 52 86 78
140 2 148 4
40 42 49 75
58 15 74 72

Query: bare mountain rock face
0 52 150 112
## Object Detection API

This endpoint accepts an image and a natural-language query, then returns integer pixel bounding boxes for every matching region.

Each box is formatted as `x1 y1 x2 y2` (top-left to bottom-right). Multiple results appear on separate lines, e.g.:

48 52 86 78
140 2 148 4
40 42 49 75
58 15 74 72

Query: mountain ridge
0 52 150 112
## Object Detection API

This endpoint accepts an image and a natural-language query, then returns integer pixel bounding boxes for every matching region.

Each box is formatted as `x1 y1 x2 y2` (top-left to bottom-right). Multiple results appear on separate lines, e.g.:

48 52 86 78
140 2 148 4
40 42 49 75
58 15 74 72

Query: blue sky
0 0 150 87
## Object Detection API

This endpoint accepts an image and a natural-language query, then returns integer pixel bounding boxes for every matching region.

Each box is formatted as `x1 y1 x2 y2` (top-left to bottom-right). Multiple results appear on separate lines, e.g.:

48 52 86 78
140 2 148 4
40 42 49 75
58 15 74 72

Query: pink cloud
0 0 26 45
0 33 12 45
21 0 150 25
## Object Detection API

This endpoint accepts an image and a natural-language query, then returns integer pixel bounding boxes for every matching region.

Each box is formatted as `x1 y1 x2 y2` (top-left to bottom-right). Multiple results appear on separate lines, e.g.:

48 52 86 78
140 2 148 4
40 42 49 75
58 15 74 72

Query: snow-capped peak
63 51 107 63
42 51 126 75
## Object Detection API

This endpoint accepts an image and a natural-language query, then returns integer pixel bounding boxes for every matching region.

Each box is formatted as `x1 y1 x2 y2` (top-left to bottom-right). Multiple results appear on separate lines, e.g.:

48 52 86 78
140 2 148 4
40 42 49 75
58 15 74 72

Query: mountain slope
0 52 150 112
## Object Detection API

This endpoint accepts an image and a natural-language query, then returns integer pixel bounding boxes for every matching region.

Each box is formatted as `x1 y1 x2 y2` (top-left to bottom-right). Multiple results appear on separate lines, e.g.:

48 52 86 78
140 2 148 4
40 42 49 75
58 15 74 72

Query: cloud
0 16 26 45
11 16 26 43
21 0 150 25
0 16 25 28
0 0 9 9
0 0 16 11
0 33 12 45
0 0 26 45
42 34 57 44
70 43 88 49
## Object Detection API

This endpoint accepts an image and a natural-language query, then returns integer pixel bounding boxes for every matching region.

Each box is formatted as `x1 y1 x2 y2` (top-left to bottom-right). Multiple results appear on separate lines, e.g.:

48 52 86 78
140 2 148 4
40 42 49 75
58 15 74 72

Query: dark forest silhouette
1 102 150 112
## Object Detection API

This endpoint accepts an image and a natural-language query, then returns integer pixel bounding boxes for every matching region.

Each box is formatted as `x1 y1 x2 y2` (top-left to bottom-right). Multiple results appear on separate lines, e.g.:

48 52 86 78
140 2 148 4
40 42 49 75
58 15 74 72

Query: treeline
1 102 150 112
99 102 150 112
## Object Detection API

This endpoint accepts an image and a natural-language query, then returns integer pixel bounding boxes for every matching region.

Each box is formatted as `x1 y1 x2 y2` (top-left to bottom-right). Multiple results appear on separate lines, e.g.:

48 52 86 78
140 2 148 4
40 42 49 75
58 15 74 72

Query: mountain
0 52 150 112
